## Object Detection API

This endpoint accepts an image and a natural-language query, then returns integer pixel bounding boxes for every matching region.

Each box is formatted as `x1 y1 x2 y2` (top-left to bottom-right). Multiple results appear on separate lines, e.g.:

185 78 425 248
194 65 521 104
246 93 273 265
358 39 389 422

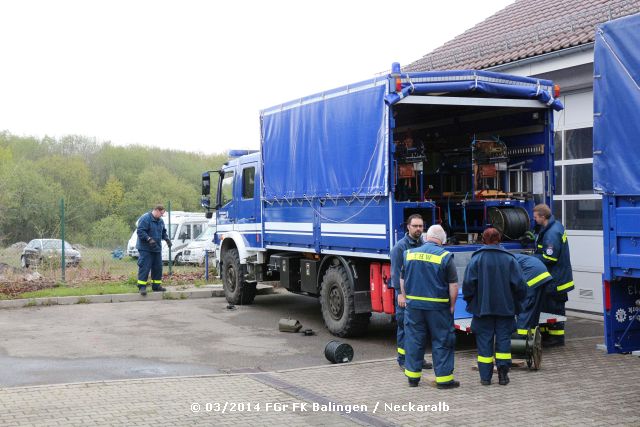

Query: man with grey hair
425 224 447 245
401 224 460 389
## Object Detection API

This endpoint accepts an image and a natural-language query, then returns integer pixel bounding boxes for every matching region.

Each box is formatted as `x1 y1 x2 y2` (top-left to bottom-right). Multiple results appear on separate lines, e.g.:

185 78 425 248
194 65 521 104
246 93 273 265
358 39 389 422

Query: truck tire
320 265 369 337
222 248 256 305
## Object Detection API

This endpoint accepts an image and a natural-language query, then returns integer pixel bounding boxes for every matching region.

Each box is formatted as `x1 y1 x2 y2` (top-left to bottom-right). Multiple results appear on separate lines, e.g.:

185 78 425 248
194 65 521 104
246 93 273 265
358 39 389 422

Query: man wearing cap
136 204 172 296
401 224 459 389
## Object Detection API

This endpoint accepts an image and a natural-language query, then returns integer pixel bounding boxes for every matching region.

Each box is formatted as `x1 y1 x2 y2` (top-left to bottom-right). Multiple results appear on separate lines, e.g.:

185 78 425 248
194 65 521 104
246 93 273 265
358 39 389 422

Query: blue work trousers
472 315 514 382
395 300 406 365
515 286 546 337
137 250 163 285
541 293 567 343
404 306 455 385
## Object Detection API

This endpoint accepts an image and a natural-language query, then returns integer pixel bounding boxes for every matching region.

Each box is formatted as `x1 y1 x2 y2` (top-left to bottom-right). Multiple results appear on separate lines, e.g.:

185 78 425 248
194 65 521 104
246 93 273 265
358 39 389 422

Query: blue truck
202 65 563 337
594 13 640 354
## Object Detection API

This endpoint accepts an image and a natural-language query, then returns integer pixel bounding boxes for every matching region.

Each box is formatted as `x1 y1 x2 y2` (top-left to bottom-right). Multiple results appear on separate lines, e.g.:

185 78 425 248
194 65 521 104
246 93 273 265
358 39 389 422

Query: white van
126 211 209 263
181 219 216 265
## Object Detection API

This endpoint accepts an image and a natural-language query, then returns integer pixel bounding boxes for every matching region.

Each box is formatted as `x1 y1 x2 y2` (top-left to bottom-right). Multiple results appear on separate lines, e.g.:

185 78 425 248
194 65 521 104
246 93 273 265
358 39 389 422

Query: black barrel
324 340 354 364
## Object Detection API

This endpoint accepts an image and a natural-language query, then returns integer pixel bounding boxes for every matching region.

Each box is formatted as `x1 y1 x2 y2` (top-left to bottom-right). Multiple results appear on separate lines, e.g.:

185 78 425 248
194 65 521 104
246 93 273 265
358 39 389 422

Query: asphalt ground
0 288 604 387
2 288 638 426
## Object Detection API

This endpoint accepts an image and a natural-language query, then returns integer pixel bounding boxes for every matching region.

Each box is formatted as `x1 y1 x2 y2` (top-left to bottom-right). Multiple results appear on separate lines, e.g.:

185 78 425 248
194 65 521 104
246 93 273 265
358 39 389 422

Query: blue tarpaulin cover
594 13 640 194
261 81 388 200
261 71 561 200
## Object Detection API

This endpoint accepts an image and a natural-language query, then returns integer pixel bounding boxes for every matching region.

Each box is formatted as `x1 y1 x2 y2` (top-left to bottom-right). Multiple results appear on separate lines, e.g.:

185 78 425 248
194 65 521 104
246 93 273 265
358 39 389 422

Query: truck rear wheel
320 265 369 337
222 248 256 305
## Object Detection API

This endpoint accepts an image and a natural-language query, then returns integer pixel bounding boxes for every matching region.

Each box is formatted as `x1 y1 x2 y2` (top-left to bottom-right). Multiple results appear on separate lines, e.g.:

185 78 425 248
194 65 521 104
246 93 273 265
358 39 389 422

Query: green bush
89 215 131 248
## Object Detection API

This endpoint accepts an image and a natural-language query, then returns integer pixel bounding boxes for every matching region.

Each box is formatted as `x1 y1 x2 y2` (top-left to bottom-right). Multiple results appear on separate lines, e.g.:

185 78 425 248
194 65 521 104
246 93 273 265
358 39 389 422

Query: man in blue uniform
513 254 554 338
463 228 527 386
401 224 459 389
390 214 432 371
136 205 172 296
532 204 574 346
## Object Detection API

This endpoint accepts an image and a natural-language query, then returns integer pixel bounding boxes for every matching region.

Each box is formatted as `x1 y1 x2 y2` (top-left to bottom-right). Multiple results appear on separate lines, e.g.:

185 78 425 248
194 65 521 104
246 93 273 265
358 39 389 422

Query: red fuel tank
369 262 383 313
381 263 395 315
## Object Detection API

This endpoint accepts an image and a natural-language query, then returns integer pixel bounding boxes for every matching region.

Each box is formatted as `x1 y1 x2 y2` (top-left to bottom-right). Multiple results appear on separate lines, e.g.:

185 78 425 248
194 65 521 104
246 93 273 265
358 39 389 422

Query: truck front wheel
222 248 256 305
320 265 369 337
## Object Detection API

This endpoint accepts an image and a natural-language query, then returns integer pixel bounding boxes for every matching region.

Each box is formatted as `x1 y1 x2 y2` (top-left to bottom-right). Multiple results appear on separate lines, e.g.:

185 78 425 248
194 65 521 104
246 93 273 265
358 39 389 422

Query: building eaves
405 0 640 71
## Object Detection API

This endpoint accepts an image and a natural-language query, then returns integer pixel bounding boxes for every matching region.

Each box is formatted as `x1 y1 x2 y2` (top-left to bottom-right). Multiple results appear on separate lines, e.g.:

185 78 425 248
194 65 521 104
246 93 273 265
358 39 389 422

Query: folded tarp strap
385 79 564 111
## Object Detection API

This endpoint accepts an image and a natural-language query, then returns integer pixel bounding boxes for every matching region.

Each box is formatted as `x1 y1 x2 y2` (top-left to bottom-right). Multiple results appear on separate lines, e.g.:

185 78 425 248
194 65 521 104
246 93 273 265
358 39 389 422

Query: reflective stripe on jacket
514 253 553 290
533 216 574 294
403 242 453 310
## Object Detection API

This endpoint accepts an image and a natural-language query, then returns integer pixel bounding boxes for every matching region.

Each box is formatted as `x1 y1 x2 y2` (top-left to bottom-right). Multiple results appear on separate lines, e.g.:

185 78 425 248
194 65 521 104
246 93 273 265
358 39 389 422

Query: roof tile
405 0 640 71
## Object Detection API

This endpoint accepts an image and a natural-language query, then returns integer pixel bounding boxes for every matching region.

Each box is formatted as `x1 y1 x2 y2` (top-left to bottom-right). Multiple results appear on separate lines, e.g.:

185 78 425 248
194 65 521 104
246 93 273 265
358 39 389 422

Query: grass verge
18 282 138 299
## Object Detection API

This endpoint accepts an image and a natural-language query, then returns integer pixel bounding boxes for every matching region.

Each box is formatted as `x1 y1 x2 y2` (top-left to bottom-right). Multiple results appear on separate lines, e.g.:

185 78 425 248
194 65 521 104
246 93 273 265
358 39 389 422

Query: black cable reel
511 326 542 370
487 206 530 241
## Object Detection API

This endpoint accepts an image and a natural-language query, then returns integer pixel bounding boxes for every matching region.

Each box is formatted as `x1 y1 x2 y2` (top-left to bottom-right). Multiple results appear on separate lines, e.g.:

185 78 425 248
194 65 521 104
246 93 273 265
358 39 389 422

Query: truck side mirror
202 172 211 196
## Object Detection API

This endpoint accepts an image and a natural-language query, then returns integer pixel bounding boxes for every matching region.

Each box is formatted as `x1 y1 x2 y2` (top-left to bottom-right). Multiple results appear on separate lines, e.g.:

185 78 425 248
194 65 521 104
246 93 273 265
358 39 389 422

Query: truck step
454 312 567 333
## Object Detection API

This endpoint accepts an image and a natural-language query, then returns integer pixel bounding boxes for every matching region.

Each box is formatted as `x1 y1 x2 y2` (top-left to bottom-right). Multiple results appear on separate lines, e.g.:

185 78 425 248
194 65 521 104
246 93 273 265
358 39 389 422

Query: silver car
21 239 82 268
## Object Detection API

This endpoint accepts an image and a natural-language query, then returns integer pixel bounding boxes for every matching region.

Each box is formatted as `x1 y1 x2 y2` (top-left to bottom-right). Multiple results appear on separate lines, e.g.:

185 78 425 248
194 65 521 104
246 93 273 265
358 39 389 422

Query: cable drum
487 206 530 240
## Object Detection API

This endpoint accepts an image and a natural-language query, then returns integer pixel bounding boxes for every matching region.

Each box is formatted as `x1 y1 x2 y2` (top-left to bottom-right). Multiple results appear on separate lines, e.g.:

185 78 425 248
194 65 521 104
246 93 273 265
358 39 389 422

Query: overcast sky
0 0 515 155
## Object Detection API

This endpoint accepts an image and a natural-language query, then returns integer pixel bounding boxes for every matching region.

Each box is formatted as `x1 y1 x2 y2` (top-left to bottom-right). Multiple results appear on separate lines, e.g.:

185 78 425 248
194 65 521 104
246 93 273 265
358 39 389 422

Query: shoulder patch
545 247 554 256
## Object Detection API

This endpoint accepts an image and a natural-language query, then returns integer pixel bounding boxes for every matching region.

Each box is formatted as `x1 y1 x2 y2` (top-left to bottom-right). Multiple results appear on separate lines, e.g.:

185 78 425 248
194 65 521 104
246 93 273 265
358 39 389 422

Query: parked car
181 221 216 265
21 239 82 268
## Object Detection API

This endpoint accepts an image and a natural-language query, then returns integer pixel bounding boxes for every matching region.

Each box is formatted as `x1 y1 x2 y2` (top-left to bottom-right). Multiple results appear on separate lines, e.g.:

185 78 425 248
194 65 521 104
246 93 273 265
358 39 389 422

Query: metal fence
0 199 217 293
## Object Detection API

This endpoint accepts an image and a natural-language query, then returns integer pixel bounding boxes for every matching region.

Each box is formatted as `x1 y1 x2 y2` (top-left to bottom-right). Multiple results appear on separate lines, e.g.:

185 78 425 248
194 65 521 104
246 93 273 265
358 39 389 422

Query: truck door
236 164 261 247
217 169 236 229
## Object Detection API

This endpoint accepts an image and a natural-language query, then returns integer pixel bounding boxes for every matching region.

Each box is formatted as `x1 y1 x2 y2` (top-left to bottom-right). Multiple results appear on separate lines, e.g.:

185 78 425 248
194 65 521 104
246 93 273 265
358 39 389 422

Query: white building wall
491 48 604 313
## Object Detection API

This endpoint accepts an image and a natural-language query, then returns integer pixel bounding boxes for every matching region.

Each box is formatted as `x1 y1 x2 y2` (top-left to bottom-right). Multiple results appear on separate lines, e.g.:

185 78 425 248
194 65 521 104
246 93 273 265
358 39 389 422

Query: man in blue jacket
401 224 459 389
532 204 573 346
136 205 172 296
463 228 527 386
513 254 554 338
389 214 432 371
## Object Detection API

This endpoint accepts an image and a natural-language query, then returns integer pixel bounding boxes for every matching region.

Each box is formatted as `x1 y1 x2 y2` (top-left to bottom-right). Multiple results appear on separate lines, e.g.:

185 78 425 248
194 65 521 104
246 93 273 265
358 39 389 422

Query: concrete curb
0 288 220 309
0 284 274 309
565 309 603 322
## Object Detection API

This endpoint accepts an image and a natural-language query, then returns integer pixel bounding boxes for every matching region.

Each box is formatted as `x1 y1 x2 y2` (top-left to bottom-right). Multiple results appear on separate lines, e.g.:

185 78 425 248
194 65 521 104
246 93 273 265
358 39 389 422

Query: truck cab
202 151 264 303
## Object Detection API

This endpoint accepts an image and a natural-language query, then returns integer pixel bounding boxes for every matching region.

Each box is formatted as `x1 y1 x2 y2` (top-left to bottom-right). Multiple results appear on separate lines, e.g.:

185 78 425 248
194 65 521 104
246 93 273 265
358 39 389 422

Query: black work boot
408 378 419 387
436 380 460 390
152 285 167 292
498 365 510 385
138 285 147 296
